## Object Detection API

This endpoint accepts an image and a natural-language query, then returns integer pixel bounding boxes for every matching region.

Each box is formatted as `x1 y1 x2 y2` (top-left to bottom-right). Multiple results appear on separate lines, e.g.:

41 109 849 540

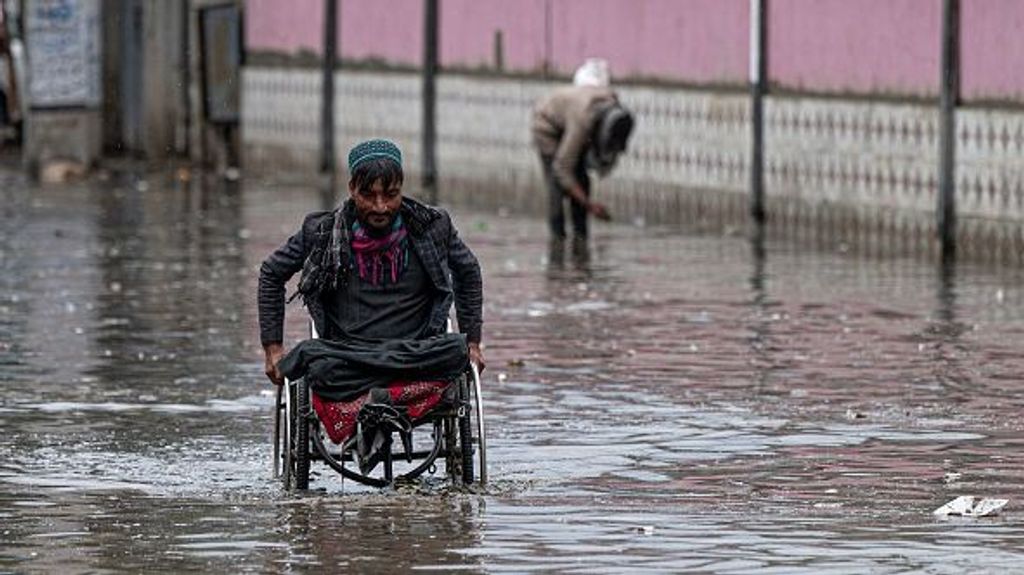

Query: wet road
3 168 1024 573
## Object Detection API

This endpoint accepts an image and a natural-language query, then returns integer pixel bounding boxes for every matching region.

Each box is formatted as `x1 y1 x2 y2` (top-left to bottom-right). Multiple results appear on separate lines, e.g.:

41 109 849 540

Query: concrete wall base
24 109 102 174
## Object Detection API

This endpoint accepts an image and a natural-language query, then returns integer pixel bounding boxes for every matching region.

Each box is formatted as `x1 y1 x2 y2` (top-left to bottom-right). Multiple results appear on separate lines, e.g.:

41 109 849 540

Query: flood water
3 167 1024 573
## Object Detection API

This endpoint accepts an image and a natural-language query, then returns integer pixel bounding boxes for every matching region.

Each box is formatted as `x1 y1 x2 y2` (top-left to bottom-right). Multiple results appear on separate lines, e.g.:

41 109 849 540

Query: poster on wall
26 0 101 108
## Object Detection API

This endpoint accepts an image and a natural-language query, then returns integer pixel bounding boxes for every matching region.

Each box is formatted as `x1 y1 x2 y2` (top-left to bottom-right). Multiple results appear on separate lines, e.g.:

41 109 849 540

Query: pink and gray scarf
350 215 410 286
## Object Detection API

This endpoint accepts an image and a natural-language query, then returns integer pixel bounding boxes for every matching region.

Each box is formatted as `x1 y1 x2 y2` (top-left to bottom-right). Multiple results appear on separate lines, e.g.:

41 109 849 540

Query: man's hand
588 201 612 221
565 184 611 222
263 343 285 385
468 342 486 374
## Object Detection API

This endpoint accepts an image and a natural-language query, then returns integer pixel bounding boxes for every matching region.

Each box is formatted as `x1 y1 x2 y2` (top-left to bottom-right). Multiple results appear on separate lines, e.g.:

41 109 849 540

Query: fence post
422 0 439 204
937 0 959 259
320 0 338 181
749 0 768 225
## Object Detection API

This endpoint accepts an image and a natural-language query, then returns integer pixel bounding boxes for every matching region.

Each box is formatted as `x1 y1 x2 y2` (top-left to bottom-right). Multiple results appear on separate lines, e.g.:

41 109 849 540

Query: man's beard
361 212 395 235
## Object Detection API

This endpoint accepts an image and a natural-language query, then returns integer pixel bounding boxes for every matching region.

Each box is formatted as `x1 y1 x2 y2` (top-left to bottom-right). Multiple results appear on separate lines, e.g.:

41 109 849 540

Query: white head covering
572 58 610 88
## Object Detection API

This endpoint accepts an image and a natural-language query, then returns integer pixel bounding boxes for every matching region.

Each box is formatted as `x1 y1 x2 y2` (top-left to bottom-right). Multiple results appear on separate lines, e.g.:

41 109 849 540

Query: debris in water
40 160 87 183
933 496 1008 518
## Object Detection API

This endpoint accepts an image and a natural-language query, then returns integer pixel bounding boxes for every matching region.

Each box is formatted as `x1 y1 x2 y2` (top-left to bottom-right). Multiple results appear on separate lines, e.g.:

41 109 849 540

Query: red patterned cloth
311 381 450 444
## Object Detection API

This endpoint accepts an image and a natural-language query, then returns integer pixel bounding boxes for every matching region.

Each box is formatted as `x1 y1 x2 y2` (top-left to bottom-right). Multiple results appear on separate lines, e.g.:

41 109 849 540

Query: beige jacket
531 85 617 191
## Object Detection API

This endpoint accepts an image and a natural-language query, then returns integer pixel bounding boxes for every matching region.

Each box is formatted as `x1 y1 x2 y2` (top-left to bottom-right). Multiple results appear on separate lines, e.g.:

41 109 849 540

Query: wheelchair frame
271 325 487 490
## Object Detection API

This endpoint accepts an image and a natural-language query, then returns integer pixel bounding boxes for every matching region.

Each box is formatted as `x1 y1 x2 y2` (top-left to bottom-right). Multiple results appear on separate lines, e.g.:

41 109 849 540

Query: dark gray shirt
324 247 433 341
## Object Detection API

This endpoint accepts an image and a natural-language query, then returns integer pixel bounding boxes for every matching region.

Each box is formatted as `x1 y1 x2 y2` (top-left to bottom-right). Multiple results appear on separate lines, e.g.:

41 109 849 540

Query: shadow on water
4 169 1024 572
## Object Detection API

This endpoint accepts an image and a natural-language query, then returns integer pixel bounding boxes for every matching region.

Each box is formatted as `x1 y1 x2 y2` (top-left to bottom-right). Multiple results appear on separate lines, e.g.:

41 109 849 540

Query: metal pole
938 0 959 259
320 0 338 178
749 0 767 224
422 0 439 204
543 0 553 78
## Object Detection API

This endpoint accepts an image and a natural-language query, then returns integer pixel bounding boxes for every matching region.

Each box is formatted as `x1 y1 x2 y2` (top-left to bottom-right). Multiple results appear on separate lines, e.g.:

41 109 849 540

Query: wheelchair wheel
279 379 311 491
446 367 486 486
280 382 293 489
273 385 284 479
458 375 475 483
293 380 311 490
468 363 487 485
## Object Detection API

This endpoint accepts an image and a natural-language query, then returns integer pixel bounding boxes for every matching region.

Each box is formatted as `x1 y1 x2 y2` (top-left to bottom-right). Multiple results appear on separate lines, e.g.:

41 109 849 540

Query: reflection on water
547 236 593 279
3 168 1024 572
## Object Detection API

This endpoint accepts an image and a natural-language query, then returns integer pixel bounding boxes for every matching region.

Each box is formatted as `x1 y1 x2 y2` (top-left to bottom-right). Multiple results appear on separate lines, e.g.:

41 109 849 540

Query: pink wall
435 0 749 83
245 0 748 83
246 0 423 62
768 0 941 97
246 0 323 55
439 0 549 71
551 0 748 84
245 0 1024 102
961 0 1024 102
341 0 423 63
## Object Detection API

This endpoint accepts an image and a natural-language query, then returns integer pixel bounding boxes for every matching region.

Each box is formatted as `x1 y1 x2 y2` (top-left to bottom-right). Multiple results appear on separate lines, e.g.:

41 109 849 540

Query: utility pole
749 0 768 225
422 0 439 204
937 0 959 259
320 0 338 184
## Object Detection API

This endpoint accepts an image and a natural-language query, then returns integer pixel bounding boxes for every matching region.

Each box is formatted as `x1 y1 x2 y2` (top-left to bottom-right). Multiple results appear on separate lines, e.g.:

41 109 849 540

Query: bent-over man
531 58 635 240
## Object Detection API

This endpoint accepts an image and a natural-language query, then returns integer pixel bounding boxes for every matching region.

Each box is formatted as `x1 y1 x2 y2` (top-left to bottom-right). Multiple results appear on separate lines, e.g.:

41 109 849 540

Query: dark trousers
540 154 591 239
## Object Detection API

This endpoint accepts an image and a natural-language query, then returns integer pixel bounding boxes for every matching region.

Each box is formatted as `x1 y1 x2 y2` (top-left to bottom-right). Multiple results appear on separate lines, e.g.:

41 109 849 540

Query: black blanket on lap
277 334 469 402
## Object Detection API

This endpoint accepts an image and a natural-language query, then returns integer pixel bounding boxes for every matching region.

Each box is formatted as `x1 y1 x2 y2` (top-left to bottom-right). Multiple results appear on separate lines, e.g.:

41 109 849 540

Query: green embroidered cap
348 139 403 172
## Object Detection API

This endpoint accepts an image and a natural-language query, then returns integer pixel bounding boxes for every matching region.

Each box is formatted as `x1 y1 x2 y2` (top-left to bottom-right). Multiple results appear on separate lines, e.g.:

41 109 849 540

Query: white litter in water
933 496 1008 518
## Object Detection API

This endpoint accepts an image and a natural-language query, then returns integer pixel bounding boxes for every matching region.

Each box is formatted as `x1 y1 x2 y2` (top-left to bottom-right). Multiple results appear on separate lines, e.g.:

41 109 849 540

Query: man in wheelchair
257 139 485 479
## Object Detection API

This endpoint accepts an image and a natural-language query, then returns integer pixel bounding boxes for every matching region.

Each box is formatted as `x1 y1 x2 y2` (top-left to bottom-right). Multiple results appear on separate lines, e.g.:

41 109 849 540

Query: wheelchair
271 325 487 490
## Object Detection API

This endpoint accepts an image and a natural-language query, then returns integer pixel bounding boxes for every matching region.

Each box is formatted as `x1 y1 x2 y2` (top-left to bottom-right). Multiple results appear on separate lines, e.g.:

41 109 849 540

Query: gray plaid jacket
258 197 482 346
